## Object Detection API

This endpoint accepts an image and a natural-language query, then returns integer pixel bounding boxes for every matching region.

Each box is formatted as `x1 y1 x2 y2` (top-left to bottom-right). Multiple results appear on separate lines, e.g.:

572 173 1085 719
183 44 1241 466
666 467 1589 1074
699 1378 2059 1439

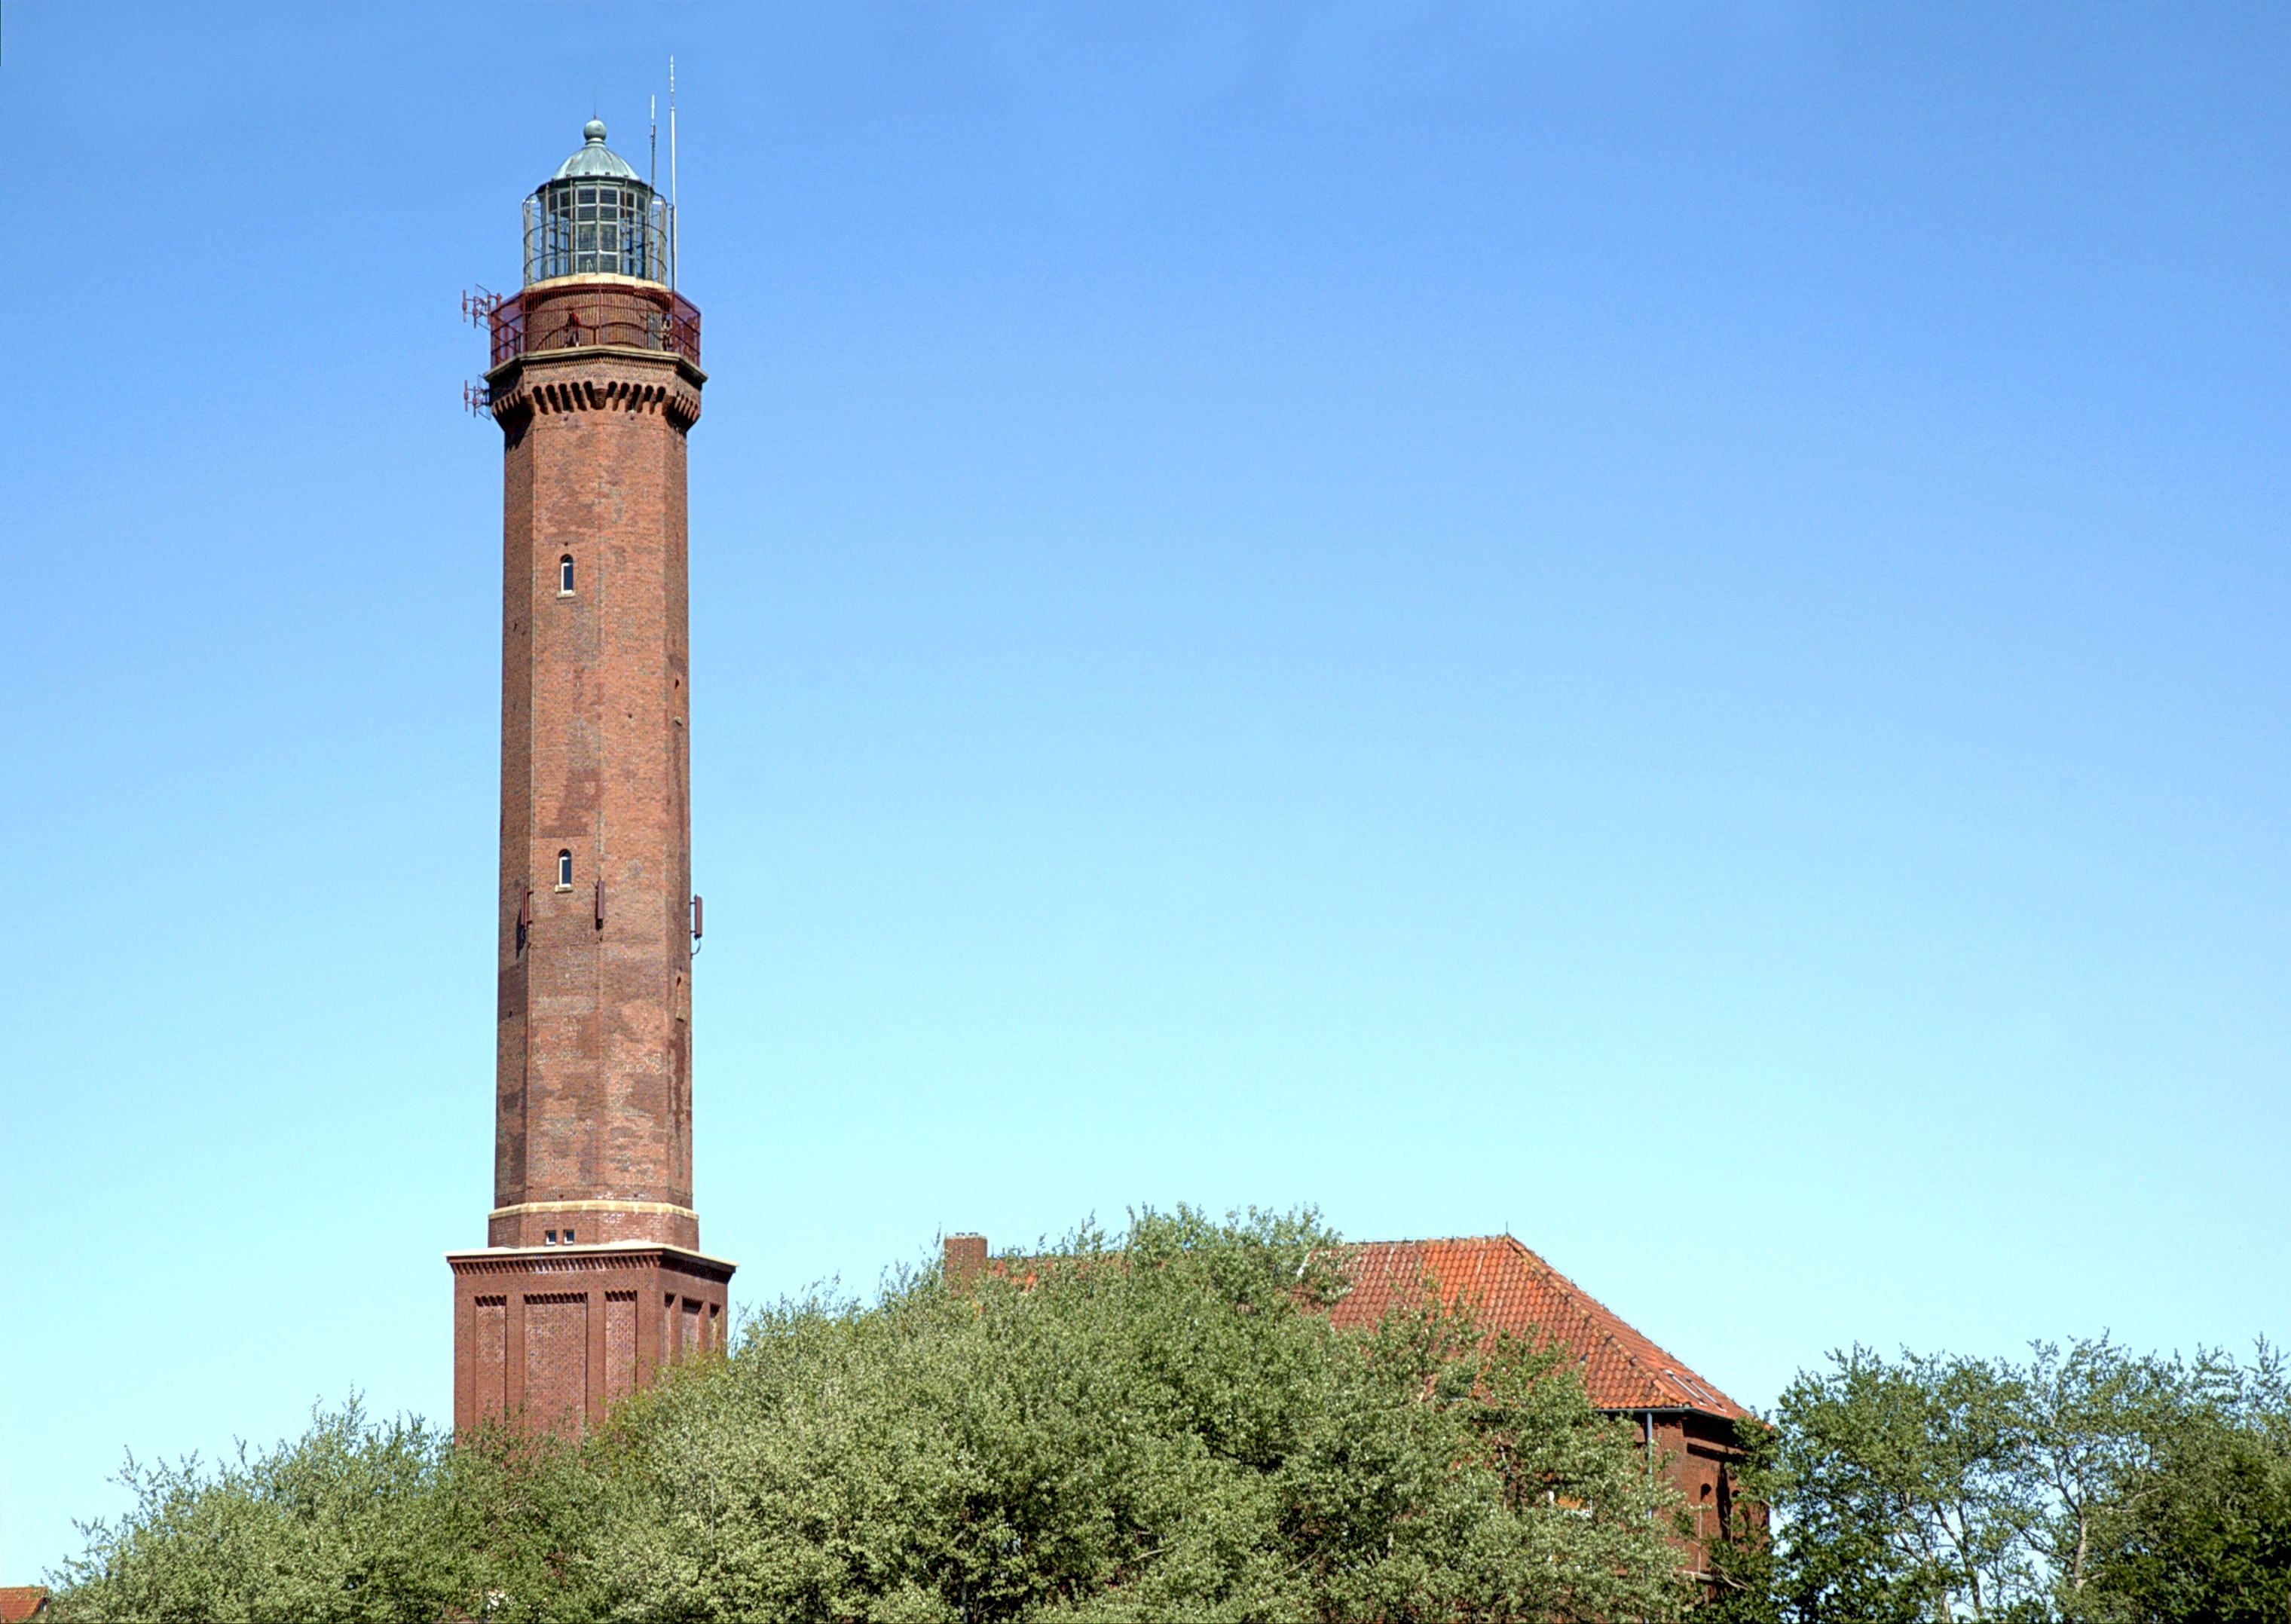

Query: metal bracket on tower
463 288 505 417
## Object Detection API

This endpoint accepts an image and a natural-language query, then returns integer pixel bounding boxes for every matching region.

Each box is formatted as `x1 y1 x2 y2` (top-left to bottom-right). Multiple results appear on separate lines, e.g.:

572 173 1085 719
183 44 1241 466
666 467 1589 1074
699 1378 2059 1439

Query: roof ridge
1503 1240 1669 1403
1497 1237 1737 1412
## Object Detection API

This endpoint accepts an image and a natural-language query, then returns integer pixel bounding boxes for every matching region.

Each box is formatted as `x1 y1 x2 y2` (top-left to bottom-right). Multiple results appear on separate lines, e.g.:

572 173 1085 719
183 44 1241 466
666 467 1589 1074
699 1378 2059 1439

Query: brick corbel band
486 348 706 433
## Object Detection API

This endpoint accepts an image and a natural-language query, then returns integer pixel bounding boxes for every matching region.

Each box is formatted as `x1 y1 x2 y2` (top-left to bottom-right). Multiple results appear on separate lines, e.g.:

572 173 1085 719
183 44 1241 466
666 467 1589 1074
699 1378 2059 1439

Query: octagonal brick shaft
489 278 706 1252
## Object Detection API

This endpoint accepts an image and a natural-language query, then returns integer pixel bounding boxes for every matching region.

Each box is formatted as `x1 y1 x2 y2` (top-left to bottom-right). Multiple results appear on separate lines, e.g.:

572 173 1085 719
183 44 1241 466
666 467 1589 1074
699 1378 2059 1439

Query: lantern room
522 120 671 286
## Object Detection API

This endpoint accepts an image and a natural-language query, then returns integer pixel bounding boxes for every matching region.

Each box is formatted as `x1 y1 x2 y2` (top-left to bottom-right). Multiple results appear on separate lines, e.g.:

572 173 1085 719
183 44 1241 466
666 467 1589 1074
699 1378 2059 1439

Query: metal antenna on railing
668 55 680 291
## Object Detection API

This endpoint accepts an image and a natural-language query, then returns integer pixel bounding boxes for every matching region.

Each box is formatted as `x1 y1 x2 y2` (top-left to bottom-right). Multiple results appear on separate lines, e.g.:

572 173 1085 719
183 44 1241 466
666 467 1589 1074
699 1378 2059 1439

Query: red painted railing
484 289 701 370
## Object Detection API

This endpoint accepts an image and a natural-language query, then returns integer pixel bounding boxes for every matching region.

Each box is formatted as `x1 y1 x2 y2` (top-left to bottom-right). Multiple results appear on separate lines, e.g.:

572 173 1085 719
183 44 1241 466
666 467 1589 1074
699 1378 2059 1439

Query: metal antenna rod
668 55 680 290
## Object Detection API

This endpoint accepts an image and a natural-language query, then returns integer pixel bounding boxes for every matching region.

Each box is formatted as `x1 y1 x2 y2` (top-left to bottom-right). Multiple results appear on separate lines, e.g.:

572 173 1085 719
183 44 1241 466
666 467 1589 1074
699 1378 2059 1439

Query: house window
556 850 574 889
563 1228 576 1243
559 555 576 595
544 1229 558 1246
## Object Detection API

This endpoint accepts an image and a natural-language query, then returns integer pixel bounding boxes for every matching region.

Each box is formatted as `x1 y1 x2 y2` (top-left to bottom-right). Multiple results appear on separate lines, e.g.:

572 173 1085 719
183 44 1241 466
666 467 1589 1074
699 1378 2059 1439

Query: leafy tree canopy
54 1208 1691 1624
1724 1338 2291 1624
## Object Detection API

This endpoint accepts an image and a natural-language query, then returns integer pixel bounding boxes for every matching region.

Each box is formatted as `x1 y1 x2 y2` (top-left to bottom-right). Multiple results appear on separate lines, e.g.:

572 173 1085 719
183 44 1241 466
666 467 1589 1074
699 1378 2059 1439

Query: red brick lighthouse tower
448 120 733 1434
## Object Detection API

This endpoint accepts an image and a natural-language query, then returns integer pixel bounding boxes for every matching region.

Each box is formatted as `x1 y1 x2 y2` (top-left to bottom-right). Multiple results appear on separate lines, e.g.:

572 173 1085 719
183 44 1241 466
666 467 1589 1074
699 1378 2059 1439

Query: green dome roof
551 119 642 183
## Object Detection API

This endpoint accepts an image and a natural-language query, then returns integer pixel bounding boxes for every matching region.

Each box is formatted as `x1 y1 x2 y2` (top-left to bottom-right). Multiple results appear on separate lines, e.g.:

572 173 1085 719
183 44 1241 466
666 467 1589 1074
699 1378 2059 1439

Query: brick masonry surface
448 1244 731 1434
454 272 728 1436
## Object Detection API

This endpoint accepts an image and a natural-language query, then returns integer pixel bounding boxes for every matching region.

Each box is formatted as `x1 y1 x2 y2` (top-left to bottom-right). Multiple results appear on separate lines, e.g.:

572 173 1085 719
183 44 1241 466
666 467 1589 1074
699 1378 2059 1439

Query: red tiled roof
1328 1236 1748 1421
2 1588 48 1623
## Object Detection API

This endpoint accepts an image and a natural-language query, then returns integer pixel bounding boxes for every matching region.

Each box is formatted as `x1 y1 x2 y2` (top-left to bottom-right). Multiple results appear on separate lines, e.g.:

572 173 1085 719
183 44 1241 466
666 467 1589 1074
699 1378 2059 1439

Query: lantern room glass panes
523 179 670 285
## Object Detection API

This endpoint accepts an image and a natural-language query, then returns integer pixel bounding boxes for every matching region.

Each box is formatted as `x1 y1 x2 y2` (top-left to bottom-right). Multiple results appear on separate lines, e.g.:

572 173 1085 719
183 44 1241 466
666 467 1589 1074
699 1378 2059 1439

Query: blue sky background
3 0 2286 1580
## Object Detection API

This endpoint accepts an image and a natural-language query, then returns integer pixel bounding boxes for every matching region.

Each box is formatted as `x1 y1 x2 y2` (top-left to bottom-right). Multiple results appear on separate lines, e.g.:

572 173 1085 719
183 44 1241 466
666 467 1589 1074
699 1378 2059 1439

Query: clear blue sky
3 0 2286 1580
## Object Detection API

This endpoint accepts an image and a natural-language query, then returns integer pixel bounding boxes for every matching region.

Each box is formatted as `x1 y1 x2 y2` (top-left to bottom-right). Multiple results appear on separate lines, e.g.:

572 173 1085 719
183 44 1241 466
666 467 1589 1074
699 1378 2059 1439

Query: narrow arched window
557 850 574 888
559 555 576 594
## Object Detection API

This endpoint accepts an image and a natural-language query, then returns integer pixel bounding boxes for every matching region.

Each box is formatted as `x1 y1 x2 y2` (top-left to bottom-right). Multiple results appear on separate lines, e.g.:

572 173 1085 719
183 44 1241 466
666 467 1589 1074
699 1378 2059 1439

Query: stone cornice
490 1199 700 1222
446 1242 738 1283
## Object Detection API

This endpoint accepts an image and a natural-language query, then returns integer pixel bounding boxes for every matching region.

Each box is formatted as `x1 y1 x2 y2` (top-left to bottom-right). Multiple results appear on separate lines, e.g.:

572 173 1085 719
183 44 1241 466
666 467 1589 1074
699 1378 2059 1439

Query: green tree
1764 1347 2045 1623
579 1207 1690 1622
2017 1338 2180 1619
2083 1346 2291 1624
1736 1340 2291 1624
56 1399 482 1624
50 1210 1693 1624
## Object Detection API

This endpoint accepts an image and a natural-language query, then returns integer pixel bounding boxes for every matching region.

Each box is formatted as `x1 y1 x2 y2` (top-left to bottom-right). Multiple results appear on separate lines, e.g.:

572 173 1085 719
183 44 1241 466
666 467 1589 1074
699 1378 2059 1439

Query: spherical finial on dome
583 118 608 143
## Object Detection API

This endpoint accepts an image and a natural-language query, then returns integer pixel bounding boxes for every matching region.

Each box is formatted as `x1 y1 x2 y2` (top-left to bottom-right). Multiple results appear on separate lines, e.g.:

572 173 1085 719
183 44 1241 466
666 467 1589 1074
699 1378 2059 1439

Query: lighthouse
448 119 733 1433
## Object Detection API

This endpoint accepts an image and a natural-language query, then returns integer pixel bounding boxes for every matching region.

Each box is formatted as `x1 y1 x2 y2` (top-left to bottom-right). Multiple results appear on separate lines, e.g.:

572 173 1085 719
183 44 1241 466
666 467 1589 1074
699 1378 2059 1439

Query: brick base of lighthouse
448 1244 733 1434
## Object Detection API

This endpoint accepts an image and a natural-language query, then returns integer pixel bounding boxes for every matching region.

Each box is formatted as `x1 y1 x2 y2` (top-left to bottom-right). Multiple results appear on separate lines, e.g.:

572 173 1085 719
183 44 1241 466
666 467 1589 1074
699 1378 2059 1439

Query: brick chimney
944 1233 990 1288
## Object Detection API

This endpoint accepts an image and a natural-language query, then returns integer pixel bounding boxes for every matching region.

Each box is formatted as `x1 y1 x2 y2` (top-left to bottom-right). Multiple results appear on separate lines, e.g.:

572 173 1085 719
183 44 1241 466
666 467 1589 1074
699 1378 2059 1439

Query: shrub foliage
55 1208 1690 1624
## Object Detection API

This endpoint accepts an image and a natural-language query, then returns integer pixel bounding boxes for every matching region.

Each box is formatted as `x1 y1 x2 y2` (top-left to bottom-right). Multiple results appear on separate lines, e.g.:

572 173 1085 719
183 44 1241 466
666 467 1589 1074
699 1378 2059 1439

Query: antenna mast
668 56 680 290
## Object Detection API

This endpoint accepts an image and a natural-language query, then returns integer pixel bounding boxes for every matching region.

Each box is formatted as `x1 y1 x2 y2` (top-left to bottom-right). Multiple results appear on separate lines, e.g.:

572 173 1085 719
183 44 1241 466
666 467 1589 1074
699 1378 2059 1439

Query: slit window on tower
557 850 574 889
558 555 575 595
